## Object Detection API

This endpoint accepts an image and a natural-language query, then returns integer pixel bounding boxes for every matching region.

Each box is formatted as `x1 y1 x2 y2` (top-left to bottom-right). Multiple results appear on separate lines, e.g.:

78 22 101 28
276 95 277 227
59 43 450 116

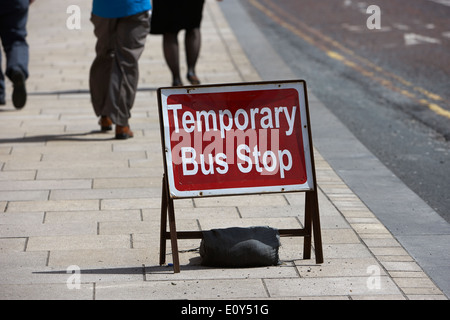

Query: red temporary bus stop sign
158 80 314 199
157 80 323 273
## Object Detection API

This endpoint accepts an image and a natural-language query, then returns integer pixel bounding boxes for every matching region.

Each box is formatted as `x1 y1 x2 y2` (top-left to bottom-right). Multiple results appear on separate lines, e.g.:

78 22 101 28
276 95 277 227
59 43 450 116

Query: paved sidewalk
0 0 447 300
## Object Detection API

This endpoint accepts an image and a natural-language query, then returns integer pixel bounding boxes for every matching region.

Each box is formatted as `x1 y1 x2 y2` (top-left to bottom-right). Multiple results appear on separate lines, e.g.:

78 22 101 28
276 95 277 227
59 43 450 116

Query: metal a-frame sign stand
157 80 323 273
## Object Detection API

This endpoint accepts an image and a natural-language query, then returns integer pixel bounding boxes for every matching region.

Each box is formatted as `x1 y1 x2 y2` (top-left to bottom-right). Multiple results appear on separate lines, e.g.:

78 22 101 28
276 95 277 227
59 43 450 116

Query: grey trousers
89 11 150 127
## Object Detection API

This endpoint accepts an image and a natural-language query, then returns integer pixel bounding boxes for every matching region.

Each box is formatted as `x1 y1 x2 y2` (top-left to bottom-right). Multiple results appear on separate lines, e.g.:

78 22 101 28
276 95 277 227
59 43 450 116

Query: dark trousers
89 11 150 127
0 0 30 98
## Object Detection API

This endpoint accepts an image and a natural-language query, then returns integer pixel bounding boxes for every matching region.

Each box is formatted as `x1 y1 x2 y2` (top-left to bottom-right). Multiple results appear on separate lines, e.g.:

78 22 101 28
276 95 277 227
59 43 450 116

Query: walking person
150 0 223 87
0 0 35 109
90 0 151 139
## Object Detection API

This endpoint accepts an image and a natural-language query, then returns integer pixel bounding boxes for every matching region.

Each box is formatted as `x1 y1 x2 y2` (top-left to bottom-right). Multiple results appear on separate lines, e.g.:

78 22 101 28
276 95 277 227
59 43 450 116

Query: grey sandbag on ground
200 226 281 268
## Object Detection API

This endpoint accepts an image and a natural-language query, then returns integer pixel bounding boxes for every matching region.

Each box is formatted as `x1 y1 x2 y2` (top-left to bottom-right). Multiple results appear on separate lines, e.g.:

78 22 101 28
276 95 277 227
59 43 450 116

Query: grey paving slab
0 283 94 300
0 179 92 191
95 279 268 300
5 199 100 213
0 238 27 253
0 221 96 238
0 190 49 201
26 235 132 252
264 276 401 298
47 248 156 269
44 210 142 224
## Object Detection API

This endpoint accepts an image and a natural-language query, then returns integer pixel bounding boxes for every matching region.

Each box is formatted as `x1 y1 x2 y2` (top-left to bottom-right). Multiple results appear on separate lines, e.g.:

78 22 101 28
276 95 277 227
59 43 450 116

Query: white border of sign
159 81 314 199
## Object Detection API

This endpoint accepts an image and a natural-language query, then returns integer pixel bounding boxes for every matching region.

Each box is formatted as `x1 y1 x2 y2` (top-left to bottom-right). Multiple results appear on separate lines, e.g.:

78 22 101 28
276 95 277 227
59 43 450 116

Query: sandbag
200 226 281 268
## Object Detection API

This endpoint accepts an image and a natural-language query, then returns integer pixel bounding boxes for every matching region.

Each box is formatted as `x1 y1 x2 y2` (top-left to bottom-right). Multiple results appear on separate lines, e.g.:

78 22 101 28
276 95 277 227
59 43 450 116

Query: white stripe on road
428 0 450 7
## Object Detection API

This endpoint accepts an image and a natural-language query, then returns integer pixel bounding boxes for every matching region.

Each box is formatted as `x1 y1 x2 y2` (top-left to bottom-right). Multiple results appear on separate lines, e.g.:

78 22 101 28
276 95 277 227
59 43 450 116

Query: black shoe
172 79 183 87
11 70 27 109
187 72 200 85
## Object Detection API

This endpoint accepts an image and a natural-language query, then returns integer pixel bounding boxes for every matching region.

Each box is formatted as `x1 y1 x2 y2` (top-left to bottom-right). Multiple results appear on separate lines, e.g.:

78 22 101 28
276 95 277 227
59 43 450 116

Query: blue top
93 0 151 18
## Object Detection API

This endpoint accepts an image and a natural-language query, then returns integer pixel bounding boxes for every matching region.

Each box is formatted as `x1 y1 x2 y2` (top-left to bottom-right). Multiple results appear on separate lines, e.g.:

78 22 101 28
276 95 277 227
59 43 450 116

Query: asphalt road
238 0 450 222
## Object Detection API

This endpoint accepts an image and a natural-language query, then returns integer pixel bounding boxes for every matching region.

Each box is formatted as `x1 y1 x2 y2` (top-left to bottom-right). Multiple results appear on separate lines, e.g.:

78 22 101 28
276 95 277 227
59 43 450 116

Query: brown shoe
115 125 134 140
99 116 113 131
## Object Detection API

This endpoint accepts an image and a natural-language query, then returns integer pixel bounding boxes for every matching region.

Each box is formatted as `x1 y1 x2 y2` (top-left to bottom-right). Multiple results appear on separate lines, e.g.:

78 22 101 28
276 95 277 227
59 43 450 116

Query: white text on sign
167 104 297 179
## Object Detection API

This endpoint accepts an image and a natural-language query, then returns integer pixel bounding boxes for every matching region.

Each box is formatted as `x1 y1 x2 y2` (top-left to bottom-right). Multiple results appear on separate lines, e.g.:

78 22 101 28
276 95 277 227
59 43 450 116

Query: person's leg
185 28 201 85
89 13 115 125
0 0 30 109
108 11 150 138
163 32 182 86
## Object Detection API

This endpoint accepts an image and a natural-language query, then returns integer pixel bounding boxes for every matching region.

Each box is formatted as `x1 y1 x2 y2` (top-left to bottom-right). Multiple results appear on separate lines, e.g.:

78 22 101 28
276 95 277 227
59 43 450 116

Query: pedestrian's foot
11 70 27 109
0 95 5 106
99 116 113 131
172 78 183 87
187 72 200 85
115 125 134 140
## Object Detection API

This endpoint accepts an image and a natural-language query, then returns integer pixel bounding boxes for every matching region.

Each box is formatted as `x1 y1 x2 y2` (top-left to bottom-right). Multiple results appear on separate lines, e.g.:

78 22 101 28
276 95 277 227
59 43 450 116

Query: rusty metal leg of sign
159 176 168 266
167 197 181 273
160 175 181 273
304 190 324 264
303 191 313 260
311 191 324 264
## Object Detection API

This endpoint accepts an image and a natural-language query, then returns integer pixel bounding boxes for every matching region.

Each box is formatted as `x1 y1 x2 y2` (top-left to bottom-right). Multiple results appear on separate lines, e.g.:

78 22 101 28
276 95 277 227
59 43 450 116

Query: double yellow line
248 0 450 120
